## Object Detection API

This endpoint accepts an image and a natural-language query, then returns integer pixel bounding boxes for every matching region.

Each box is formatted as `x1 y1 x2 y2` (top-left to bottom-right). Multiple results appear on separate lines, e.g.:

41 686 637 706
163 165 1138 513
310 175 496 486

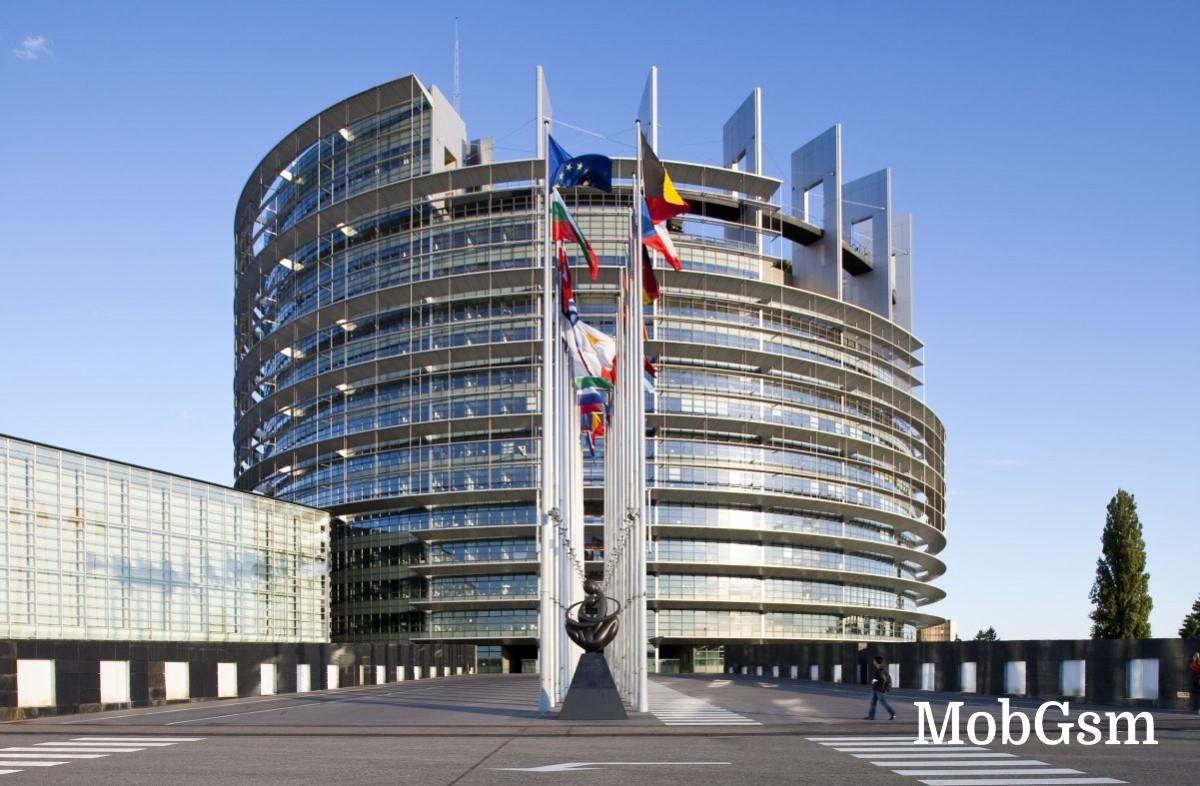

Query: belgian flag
640 131 690 224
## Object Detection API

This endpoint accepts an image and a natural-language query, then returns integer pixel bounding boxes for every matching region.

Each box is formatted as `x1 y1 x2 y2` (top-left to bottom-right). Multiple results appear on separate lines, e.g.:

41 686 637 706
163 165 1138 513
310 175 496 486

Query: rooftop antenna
453 17 461 113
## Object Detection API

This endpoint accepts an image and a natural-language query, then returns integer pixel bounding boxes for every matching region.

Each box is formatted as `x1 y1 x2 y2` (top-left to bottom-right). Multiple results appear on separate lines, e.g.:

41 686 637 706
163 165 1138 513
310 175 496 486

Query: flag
641 199 681 271
577 375 614 391
551 191 599 280
641 247 661 305
644 355 658 379
567 319 616 383
556 243 575 319
549 135 613 193
578 388 607 414
640 131 689 223
581 409 605 456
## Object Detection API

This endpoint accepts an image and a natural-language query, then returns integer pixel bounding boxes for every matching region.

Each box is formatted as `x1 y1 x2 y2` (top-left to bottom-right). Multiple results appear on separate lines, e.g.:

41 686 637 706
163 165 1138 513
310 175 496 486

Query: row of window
652 465 921 523
649 574 913 609
650 538 907 579
258 319 538 403
429 574 538 599
652 504 896 544
249 217 540 337
339 503 537 536
428 539 537 564
248 294 535 390
656 322 901 389
0 440 327 643
650 609 914 641
658 366 932 452
248 351 535 453
250 101 431 255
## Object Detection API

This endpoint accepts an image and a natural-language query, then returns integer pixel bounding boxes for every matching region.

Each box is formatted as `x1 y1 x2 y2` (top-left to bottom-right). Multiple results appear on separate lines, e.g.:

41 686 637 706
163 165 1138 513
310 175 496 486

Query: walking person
864 655 896 720
1189 652 1200 714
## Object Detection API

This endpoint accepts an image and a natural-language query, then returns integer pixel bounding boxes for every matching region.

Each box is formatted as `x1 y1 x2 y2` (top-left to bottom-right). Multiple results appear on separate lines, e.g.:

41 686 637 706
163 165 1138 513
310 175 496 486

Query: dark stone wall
723 638 1200 711
0 639 476 720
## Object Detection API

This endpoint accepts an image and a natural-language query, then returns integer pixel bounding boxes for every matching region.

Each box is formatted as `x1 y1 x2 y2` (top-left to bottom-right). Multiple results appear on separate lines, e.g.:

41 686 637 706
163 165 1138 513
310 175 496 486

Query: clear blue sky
2 1 1197 640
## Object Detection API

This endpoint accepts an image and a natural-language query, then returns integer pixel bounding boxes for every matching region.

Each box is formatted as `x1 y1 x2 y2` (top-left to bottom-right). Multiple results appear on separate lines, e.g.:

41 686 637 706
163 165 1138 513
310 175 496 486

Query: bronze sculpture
565 579 620 652
558 578 627 719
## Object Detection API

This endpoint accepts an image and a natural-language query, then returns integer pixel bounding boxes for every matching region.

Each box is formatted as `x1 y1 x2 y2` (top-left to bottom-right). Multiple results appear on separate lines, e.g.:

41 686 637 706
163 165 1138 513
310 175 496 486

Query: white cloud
12 35 51 61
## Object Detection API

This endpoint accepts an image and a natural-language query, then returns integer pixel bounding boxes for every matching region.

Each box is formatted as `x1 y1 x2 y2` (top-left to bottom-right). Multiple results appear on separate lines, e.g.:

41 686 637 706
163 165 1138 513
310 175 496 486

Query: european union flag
548 135 613 192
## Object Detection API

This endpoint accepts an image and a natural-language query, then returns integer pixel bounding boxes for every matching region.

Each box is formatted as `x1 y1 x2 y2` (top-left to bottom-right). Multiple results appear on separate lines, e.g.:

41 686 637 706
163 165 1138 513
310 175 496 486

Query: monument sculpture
557 579 628 720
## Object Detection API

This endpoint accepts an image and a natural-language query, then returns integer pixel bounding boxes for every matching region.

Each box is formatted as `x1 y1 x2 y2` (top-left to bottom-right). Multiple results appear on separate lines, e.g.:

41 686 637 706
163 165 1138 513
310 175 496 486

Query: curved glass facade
234 76 946 658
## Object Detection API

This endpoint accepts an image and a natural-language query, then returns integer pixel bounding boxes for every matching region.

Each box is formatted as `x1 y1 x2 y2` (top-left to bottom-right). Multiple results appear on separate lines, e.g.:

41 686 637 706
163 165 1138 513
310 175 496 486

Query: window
1004 661 1026 695
17 659 55 708
100 660 130 704
217 662 237 698
803 183 824 227
1060 660 1085 698
960 662 977 693
1127 659 1158 700
165 661 189 700
295 664 311 693
260 663 276 696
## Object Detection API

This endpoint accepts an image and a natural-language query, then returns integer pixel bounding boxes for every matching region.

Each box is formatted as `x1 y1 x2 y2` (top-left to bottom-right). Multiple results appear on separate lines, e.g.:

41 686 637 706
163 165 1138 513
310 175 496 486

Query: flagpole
632 120 648 714
558 314 573 702
538 117 555 714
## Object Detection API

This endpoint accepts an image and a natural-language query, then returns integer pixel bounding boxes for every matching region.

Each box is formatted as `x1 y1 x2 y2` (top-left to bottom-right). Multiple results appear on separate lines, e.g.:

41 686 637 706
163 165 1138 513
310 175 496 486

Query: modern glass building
0 435 329 643
233 74 946 673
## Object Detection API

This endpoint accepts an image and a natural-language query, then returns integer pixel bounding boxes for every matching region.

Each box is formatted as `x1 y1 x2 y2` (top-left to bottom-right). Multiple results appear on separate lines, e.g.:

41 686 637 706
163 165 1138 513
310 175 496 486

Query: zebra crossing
648 681 760 726
0 737 203 777
806 735 1124 786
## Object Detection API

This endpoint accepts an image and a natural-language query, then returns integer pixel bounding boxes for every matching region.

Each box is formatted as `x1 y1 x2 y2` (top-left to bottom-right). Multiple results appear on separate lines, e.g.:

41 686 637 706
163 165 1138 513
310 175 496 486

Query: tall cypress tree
1180 596 1200 639
1089 489 1152 638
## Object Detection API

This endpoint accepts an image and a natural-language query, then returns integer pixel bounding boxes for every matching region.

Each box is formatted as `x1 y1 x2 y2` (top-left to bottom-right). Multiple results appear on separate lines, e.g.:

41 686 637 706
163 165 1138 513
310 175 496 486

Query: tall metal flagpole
632 120 648 714
557 309 573 703
538 117 556 713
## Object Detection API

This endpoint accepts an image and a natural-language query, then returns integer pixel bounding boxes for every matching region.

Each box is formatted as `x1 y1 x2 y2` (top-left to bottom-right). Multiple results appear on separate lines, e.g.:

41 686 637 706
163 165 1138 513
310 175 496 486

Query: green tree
974 627 999 641
1180 595 1200 638
1089 489 1152 638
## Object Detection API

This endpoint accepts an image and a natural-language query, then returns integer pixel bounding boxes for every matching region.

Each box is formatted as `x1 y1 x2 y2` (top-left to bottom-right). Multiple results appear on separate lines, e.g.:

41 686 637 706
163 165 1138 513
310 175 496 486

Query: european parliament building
233 74 947 673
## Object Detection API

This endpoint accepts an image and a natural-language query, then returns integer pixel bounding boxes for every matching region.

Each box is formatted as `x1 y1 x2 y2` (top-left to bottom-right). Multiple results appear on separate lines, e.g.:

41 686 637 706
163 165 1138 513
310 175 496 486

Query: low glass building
233 74 946 673
0 435 329 643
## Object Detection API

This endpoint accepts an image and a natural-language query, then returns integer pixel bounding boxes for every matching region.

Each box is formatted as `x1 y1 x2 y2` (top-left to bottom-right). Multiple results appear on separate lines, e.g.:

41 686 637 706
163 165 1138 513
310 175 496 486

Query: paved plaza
0 674 1196 784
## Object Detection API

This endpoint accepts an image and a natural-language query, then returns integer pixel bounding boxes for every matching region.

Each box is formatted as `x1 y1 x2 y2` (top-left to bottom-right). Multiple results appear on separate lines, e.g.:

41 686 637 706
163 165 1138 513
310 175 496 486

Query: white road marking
834 746 991 753
647 682 760 726
57 695 301 723
917 779 1124 786
494 761 731 773
852 752 1016 759
0 753 108 759
0 736 206 779
64 741 176 746
896 770 1084 777
165 702 317 725
27 746 144 753
871 760 1054 768
810 735 1125 786
73 737 203 742
809 736 922 742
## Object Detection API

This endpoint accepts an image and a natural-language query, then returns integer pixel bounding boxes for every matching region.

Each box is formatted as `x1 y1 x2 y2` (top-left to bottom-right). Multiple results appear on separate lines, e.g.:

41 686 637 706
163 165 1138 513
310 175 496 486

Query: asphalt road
0 674 1194 785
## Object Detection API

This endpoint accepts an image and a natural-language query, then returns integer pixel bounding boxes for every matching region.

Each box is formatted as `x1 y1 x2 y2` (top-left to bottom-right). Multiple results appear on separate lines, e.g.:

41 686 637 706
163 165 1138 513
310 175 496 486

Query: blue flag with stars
548 135 613 192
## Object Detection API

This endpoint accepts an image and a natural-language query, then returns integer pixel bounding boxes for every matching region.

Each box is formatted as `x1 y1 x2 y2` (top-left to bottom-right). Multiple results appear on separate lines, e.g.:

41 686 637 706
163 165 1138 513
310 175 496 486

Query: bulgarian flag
551 191 599 280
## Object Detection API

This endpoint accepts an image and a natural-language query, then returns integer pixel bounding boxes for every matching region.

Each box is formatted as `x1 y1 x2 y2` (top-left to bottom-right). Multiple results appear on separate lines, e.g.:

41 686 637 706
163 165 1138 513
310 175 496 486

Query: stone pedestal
558 652 627 720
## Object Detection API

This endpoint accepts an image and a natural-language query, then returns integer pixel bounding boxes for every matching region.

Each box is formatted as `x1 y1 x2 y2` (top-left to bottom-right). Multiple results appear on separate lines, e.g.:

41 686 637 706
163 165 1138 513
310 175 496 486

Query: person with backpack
1189 652 1200 714
864 655 896 720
